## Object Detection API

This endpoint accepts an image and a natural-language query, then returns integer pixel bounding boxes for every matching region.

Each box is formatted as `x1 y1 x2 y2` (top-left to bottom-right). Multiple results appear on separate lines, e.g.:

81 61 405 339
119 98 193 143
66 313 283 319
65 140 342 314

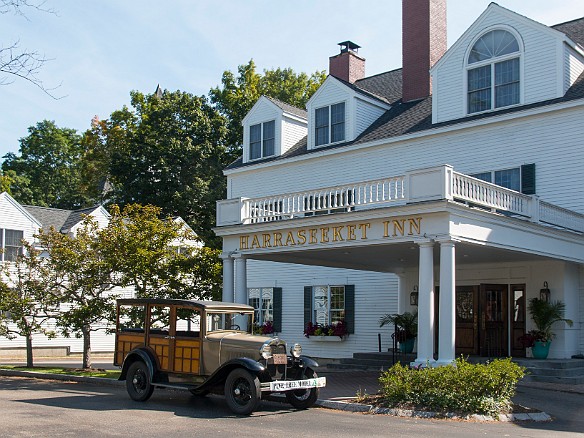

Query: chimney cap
338 41 361 54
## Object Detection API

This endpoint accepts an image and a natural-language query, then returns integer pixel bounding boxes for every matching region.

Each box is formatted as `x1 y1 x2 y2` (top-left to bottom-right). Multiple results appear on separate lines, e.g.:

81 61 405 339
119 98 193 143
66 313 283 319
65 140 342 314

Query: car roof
117 298 254 312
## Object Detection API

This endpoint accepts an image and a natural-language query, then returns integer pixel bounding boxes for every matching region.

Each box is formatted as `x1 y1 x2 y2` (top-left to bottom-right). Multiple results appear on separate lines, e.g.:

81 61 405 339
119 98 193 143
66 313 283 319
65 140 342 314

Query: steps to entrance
326 352 416 371
514 359 584 385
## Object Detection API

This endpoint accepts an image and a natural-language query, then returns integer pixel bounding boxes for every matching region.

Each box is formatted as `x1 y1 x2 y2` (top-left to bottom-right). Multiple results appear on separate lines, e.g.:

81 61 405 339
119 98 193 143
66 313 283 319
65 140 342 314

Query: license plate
272 354 287 364
269 376 327 392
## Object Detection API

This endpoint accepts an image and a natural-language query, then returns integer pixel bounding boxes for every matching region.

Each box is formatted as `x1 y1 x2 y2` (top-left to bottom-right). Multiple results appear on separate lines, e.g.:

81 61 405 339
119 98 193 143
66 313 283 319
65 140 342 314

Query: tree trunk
26 333 34 368
82 326 91 369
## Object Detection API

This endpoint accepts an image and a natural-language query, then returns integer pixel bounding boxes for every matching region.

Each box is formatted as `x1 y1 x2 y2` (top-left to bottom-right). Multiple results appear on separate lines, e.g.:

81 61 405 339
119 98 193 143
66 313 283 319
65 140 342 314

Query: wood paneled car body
114 298 325 414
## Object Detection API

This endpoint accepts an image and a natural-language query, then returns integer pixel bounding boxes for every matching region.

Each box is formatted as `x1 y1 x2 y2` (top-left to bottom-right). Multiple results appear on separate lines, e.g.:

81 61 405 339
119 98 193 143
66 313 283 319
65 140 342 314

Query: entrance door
455 286 479 355
479 284 508 357
510 284 526 357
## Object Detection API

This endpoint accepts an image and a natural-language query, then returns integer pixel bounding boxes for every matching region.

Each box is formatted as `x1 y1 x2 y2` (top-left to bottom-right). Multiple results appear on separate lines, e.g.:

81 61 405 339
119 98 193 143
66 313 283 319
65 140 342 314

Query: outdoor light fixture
410 285 419 306
540 281 551 302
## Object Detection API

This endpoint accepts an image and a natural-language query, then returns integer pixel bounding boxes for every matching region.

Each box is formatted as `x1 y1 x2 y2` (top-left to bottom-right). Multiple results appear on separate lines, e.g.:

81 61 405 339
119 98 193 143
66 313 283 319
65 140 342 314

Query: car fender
191 357 266 395
119 348 157 381
298 355 319 369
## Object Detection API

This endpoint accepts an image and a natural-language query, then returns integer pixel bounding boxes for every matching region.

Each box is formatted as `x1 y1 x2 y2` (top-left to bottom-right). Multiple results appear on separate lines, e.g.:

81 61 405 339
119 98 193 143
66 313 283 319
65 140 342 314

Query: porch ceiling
248 240 553 273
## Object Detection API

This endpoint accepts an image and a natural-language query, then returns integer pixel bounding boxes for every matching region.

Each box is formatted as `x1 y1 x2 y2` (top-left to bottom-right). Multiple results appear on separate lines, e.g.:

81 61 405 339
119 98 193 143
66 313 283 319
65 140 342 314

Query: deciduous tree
0 242 57 367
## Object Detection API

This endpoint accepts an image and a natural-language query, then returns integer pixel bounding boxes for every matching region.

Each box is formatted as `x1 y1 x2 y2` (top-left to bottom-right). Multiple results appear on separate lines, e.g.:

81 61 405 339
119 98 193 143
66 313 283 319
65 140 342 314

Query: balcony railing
216 165 584 234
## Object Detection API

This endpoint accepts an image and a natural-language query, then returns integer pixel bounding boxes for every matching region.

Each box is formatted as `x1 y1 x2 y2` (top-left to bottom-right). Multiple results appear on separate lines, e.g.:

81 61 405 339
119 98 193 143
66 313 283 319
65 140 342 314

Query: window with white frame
467 29 520 114
249 120 275 160
312 285 345 326
315 102 345 146
0 229 24 262
248 287 273 325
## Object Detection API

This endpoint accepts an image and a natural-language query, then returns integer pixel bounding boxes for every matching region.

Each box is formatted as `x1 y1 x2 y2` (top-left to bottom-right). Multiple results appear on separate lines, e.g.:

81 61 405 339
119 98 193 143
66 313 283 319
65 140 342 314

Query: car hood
206 332 287 362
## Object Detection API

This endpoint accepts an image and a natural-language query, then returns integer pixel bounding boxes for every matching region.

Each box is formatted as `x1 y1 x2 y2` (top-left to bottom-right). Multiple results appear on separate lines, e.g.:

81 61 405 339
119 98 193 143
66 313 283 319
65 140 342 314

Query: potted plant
379 312 418 354
525 298 573 359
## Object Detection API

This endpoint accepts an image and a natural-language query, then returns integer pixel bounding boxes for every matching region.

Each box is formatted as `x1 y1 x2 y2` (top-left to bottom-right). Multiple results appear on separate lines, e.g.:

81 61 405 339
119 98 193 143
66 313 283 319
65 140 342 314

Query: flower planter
308 336 345 342
399 337 416 354
532 340 551 359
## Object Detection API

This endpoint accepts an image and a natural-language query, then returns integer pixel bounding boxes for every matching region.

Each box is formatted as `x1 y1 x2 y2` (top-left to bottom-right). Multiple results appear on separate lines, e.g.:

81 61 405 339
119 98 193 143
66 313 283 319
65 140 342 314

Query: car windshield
206 311 253 334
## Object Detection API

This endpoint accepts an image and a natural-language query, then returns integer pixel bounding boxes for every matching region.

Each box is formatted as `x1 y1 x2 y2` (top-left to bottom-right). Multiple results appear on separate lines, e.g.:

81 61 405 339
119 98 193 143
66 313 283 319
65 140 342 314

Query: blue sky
1 0 582 160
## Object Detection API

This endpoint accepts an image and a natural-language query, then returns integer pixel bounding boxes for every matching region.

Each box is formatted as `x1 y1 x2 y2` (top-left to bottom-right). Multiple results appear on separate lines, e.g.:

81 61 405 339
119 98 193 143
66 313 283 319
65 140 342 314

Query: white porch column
221 254 234 303
396 271 407 314
437 239 456 366
413 241 436 366
233 254 248 305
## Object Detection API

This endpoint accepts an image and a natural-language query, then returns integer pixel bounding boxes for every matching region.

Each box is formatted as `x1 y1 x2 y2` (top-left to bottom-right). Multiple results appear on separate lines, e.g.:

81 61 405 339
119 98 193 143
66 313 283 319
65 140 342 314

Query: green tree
210 60 326 157
36 217 118 369
0 242 57 367
2 120 88 209
92 90 228 247
105 204 222 301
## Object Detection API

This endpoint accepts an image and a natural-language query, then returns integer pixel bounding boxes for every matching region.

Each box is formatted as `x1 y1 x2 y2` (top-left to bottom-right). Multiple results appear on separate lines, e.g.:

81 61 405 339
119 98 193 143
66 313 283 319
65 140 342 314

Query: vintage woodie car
114 298 326 415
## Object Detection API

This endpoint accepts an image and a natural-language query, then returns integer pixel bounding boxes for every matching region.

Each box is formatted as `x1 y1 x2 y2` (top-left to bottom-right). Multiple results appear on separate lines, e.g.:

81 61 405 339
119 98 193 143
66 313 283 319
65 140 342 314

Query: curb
0 369 552 422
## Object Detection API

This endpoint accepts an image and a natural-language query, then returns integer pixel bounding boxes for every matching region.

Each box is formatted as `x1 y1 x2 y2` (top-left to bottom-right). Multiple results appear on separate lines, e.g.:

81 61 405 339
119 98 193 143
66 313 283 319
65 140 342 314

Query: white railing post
528 195 540 224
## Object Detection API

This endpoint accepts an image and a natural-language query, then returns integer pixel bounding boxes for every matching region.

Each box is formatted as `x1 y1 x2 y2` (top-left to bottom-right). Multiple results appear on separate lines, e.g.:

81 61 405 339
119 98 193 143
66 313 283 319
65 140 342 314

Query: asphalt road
0 376 582 437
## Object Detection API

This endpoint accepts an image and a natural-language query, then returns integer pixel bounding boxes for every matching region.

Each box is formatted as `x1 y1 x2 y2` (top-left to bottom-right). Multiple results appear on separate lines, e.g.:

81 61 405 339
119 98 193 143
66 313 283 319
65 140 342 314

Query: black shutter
304 286 312 327
521 163 536 195
272 287 282 332
344 285 355 334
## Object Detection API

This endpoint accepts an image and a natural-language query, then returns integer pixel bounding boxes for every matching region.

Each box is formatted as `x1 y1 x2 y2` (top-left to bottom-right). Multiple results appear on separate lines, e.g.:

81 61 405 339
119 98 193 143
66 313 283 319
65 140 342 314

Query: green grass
0 365 121 379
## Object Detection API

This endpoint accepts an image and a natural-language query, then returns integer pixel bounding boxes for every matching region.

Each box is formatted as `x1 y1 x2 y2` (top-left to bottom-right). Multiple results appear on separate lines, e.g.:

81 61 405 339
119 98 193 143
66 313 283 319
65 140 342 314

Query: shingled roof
265 96 307 119
23 205 103 233
226 16 584 171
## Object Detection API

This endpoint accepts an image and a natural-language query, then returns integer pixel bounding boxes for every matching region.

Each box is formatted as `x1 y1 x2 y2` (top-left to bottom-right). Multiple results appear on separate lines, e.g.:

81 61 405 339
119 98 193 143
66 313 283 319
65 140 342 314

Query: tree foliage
2 120 88 209
210 59 326 157
88 90 228 247
36 217 119 369
105 204 222 301
0 241 57 367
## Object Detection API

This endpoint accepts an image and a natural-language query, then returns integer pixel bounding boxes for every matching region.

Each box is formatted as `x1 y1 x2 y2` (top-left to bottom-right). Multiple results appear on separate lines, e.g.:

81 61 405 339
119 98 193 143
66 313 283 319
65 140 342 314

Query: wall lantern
410 285 419 306
540 282 551 302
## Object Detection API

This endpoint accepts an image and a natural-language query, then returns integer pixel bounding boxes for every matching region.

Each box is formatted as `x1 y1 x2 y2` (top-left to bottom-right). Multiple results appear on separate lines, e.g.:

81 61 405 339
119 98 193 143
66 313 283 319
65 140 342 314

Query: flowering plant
518 329 548 347
304 320 348 338
253 320 275 335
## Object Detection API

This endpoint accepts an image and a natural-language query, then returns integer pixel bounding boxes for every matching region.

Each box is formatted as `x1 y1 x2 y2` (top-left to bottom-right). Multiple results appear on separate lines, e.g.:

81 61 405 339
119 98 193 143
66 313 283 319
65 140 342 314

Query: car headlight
290 343 302 358
260 343 273 360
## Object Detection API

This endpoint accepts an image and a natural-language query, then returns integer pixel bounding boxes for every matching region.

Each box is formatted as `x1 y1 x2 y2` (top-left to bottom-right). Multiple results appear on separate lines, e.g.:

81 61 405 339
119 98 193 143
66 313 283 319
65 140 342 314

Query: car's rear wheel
285 368 319 409
126 361 154 402
224 368 260 415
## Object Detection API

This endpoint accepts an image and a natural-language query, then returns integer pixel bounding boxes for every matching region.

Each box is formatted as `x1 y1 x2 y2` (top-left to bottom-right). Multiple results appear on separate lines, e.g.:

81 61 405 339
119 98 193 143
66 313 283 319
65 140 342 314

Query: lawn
0 365 121 379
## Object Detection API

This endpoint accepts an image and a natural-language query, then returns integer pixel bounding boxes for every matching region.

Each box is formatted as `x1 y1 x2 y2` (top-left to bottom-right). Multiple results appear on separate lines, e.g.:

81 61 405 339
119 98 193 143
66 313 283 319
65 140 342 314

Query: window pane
250 124 261 159
469 30 519 64
150 306 171 333
494 168 520 191
5 230 23 247
331 103 345 143
4 229 23 261
471 172 492 182
315 107 329 146
262 121 275 157
495 59 519 108
468 66 491 113
313 286 328 325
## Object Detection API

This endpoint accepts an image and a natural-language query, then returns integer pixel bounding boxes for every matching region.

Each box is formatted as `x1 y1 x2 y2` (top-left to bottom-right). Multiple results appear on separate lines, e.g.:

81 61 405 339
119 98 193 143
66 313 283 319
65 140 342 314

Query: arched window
467 29 521 114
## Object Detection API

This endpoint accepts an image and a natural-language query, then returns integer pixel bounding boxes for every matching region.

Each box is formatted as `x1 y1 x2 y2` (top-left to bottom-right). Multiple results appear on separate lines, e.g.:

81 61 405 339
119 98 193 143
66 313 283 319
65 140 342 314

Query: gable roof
226 14 584 171
265 96 307 119
0 192 43 228
23 205 104 233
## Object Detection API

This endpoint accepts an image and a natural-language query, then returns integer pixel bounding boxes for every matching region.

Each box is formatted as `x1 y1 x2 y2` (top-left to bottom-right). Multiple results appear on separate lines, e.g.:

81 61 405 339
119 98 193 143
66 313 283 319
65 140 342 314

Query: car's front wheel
285 368 319 409
126 360 154 402
224 368 261 415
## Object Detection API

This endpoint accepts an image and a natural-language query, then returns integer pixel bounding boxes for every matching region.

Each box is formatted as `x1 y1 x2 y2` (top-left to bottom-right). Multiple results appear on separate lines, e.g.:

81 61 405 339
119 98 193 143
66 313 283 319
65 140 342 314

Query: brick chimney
329 41 365 83
402 0 447 102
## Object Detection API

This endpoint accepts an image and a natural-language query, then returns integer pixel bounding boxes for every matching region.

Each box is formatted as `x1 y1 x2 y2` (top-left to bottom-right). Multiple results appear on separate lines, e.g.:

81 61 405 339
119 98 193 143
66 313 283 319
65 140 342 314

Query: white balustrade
215 166 584 234
243 176 405 223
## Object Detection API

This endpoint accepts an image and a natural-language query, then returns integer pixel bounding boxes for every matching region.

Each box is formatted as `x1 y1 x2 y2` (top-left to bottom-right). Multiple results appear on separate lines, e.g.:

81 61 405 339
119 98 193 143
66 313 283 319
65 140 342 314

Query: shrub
378 357 525 417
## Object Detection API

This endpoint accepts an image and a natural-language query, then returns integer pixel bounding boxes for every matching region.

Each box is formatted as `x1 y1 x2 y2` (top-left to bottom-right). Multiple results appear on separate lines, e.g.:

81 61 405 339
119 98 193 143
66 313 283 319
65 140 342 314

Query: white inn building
215 1 584 365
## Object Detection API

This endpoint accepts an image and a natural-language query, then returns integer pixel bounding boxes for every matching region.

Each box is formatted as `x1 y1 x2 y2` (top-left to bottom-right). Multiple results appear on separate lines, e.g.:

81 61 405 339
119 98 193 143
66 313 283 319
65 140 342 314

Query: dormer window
315 102 345 146
250 120 275 160
467 29 521 114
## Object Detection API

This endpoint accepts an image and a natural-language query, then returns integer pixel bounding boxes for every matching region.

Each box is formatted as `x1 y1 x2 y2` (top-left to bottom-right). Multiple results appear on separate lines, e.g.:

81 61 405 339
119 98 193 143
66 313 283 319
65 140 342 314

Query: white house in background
215 1 584 363
0 192 201 356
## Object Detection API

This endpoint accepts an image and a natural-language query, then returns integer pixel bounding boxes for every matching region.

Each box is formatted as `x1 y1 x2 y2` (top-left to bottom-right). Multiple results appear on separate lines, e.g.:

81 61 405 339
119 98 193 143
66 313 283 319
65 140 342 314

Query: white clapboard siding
246 259 398 358
433 6 565 124
355 98 387 137
565 45 584 93
282 115 307 154
229 106 584 214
